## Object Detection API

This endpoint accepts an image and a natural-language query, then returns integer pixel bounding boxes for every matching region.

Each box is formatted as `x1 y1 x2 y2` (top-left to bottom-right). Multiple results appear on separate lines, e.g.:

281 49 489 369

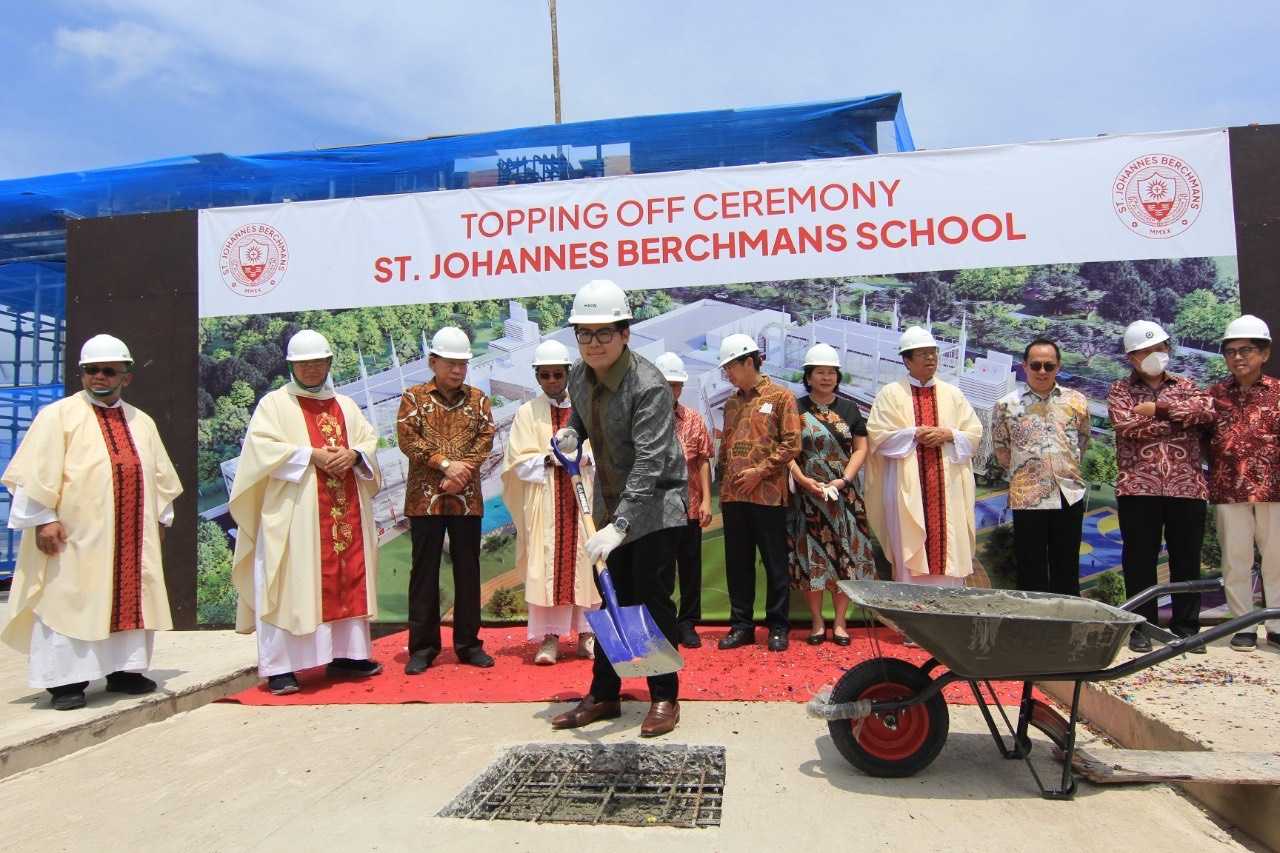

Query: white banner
198 128 1235 318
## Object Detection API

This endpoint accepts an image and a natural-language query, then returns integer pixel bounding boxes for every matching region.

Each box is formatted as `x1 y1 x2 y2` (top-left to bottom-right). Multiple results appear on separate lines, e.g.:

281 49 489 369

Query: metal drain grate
439 743 725 828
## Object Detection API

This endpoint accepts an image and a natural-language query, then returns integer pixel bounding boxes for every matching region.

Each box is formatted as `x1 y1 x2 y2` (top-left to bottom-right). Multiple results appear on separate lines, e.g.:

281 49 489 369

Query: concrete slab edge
0 666 259 783
1040 679 1280 852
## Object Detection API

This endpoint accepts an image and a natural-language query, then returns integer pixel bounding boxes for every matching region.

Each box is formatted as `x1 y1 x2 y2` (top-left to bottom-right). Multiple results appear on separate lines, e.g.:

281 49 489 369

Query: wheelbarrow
806 578 1280 799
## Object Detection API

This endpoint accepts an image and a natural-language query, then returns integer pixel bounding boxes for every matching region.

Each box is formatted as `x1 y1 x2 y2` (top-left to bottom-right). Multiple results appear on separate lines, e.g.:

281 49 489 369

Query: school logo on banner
1112 154 1202 239
218 223 289 297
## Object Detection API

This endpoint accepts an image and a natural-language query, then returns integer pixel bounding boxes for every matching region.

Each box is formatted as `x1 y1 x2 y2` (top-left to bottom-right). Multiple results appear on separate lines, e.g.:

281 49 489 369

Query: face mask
1139 351 1169 377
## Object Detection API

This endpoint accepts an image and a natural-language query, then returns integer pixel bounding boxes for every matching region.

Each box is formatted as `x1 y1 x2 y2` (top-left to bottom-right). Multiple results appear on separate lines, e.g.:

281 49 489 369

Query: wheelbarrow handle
1120 577 1224 613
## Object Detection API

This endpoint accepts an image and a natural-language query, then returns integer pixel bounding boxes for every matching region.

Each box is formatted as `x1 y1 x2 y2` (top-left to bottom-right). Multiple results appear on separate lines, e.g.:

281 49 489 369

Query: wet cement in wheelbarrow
878 589 1129 621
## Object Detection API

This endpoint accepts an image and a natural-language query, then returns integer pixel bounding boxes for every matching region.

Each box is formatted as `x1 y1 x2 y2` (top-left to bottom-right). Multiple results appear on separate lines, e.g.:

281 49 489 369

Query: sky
2 0 1278 180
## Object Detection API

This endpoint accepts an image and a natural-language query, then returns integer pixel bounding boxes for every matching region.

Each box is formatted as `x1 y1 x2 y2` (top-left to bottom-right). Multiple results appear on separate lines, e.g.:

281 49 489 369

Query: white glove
585 523 626 563
820 485 840 502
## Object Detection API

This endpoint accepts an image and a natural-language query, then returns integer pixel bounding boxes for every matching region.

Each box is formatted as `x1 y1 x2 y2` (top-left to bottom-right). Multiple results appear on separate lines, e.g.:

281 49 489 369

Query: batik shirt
673 403 714 520
1107 372 1213 500
991 384 1090 510
1207 374 1280 504
718 376 802 506
396 380 495 516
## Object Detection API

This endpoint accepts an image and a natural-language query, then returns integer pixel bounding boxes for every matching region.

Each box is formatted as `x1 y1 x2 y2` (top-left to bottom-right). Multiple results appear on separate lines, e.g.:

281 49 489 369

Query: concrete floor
0 700 1246 853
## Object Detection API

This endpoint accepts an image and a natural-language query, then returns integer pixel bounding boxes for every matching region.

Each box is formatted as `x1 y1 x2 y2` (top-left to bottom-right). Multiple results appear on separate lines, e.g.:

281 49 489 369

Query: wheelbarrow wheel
828 658 949 778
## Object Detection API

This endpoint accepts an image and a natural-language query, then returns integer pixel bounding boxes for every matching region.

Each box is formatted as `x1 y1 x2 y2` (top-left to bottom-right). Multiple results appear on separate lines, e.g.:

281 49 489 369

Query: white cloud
54 19 215 95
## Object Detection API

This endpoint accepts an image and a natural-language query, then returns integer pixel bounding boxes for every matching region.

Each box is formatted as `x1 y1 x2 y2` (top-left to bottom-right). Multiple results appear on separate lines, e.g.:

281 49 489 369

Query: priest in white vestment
2 334 182 711
229 330 383 695
865 326 982 589
501 340 599 665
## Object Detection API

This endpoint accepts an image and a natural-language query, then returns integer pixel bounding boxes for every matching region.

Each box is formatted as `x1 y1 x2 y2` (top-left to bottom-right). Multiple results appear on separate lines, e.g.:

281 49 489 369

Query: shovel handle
560 465 623 617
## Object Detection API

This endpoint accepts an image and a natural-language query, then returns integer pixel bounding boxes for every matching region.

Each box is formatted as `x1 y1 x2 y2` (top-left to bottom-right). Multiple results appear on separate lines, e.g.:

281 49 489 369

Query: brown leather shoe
640 700 680 737
550 695 622 729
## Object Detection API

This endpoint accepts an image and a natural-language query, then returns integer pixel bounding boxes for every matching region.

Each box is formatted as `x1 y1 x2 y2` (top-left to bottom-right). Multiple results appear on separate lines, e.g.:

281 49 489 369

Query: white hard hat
898 326 938 354
1122 320 1170 353
285 329 334 361
568 278 633 324
531 339 572 366
718 333 760 367
804 342 842 368
654 352 688 382
79 334 132 365
1222 314 1271 343
429 326 473 361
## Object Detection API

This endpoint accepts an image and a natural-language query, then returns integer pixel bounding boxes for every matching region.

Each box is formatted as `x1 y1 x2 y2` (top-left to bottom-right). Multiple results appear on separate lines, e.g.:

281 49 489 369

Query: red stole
298 397 369 622
550 404 578 605
92 406 145 632
910 385 947 575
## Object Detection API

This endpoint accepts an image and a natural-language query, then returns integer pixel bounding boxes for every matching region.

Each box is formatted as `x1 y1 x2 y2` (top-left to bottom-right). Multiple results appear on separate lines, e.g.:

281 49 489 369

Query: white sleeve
876 427 918 459
271 447 313 483
7 488 58 529
159 501 175 527
514 455 548 484
945 429 975 464
353 450 375 481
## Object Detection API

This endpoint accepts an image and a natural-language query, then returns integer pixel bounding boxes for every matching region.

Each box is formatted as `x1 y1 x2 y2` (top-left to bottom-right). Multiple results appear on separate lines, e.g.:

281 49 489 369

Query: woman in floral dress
787 344 878 645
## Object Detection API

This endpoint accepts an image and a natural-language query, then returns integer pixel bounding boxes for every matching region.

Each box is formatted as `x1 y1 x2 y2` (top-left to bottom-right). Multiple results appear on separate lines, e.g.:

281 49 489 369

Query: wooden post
549 0 562 124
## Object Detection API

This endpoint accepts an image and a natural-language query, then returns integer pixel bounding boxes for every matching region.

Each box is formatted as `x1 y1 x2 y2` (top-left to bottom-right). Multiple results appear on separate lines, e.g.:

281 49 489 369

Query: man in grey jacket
550 279 688 737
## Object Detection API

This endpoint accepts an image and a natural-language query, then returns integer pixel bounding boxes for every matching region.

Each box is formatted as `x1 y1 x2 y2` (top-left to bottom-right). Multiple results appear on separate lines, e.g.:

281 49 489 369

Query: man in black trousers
549 279 688 737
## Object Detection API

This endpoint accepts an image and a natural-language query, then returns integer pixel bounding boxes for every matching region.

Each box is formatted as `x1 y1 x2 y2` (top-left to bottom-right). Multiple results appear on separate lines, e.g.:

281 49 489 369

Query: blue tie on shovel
551 431 684 679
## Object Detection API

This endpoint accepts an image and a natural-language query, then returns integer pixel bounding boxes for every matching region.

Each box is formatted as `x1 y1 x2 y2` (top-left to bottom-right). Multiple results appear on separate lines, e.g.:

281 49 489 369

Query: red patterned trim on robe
550 405 578 606
92 406 146 632
911 385 947 575
299 398 369 622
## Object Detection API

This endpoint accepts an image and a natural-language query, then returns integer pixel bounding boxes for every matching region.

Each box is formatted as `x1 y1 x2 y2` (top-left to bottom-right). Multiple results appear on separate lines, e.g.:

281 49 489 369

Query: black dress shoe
327 658 384 678
831 632 852 647
458 648 495 668
1128 633 1152 653
678 623 702 649
405 650 439 675
51 690 87 711
806 631 826 646
717 626 754 650
767 629 790 652
105 671 157 695
267 673 300 695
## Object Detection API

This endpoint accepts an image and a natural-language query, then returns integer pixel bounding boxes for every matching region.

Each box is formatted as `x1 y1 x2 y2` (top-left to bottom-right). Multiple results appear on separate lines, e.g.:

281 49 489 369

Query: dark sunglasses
82 365 122 377
1222 345 1260 359
536 369 567 380
1027 361 1058 373
574 328 616 345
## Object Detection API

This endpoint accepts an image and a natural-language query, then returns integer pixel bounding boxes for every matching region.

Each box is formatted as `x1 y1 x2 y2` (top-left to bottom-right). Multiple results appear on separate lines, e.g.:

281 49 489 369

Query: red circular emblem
218 223 289 297
1112 154 1202 239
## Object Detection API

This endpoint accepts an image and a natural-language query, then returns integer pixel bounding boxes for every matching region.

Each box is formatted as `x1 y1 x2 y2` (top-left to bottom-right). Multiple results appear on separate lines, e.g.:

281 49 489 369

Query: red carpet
222 626 1037 707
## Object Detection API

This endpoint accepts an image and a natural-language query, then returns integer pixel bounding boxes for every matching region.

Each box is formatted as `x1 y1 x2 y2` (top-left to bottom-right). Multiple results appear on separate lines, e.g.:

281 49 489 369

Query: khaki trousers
1216 502 1280 634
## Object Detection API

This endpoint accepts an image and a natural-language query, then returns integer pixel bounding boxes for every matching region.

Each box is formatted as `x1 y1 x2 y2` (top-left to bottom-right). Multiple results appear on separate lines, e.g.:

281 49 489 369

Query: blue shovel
551 430 684 678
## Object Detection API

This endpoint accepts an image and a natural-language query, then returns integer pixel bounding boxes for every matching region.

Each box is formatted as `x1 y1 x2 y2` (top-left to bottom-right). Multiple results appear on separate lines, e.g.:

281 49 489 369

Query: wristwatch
611 516 630 537
439 458 451 472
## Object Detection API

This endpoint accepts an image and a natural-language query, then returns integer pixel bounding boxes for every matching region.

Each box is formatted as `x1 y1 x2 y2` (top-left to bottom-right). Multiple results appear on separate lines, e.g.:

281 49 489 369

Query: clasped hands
915 426 953 448
438 459 475 494
311 446 359 477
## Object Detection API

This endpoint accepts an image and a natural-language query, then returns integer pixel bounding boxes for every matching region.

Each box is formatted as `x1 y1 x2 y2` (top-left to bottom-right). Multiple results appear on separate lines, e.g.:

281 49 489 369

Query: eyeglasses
1223 345 1260 359
575 328 616 345
82 366 121 377
1027 361 1058 373
536 369 566 380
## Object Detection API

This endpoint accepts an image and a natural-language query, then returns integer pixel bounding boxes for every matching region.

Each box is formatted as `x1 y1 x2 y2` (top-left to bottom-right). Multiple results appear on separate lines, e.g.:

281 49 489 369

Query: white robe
250 445 375 677
867 377 980 585
7 397 174 688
